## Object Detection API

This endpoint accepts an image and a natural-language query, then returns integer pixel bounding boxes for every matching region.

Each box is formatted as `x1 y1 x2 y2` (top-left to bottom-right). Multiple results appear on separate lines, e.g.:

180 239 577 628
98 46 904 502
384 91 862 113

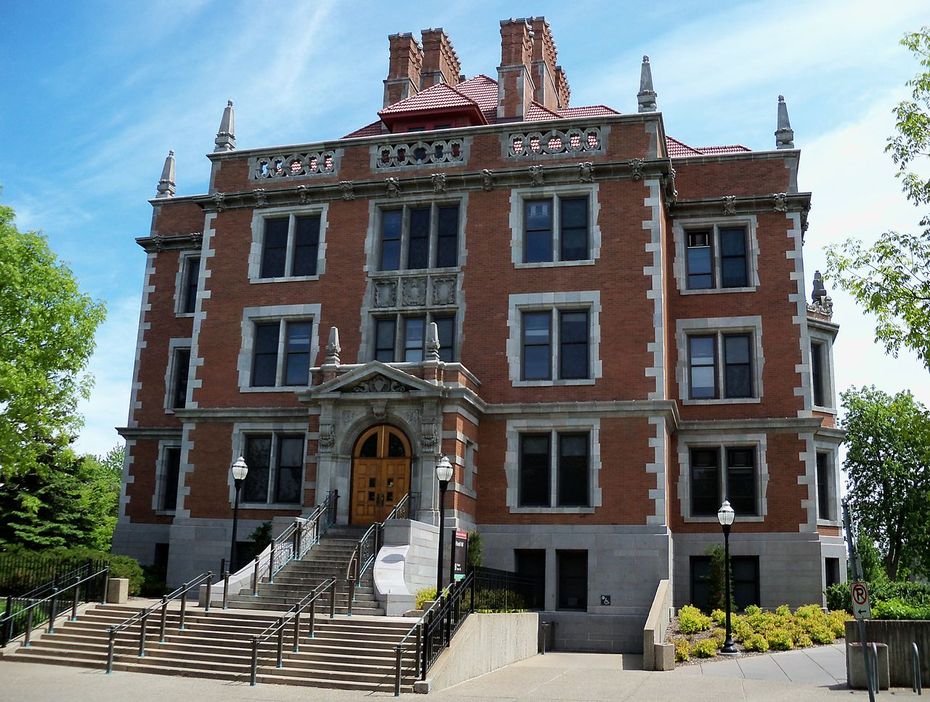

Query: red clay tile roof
694 144 751 155
344 120 385 138
557 105 620 118
526 102 563 120
452 75 498 123
378 82 481 116
666 136 751 157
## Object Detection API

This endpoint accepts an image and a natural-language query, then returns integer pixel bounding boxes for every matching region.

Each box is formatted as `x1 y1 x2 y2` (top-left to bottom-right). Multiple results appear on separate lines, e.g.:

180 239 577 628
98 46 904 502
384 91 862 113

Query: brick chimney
528 17 561 111
383 33 424 108
497 18 536 121
420 28 462 90
555 66 571 109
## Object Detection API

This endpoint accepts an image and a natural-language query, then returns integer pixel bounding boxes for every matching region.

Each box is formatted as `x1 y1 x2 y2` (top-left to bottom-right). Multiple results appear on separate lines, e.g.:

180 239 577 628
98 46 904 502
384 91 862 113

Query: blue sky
1 0 928 456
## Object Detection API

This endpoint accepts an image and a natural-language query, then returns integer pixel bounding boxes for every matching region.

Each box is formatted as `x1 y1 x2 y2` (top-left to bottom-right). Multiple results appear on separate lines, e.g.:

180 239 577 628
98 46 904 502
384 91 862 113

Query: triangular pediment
305 361 441 398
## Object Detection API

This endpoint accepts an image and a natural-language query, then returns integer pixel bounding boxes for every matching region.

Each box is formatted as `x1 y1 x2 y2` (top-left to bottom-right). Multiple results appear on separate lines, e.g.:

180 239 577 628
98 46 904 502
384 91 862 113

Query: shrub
678 604 712 634
872 598 930 620
466 531 483 568
828 610 851 637
768 628 794 651
825 583 850 612
108 554 143 595
415 587 436 610
731 615 752 642
672 636 690 662
710 608 726 626
795 632 814 648
775 604 791 617
691 638 718 658
743 633 769 652
807 624 835 645
711 627 727 647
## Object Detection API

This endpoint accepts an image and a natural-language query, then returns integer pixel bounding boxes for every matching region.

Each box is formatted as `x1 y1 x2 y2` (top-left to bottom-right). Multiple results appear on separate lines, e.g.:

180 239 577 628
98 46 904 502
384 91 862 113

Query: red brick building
115 17 844 651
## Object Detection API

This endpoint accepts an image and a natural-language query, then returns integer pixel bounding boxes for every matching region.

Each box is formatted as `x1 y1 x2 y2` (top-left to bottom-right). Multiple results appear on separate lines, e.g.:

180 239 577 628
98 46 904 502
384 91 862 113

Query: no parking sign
851 581 871 619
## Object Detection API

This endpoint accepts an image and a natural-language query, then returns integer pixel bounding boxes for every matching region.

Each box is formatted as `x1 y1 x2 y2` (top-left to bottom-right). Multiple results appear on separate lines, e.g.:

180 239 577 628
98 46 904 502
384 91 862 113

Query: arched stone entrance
350 425 412 525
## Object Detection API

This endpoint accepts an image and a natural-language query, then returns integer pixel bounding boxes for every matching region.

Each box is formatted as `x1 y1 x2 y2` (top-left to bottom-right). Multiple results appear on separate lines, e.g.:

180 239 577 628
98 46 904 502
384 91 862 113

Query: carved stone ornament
253 188 268 207
386 177 401 197
339 180 355 201
528 165 544 186
318 424 335 450
629 158 645 181
431 173 446 193
663 168 678 207
370 400 388 417
211 192 225 212
722 195 737 215
373 280 397 308
402 277 427 306
578 162 594 183
420 422 438 450
297 184 310 205
431 276 456 305
347 376 410 394
481 169 494 191
773 192 787 212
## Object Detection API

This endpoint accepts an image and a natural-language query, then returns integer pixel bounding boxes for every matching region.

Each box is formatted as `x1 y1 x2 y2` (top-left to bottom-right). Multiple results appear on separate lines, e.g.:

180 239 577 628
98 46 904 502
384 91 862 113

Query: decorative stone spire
637 56 657 113
214 100 236 152
155 150 176 198
425 322 441 362
324 326 341 365
775 95 794 149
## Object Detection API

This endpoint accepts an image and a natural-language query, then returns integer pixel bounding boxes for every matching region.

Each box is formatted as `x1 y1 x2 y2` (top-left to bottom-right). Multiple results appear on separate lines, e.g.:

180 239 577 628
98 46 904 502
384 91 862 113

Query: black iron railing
345 493 409 612
105 571 213 673
392 570 475 696
249 576 337 685
472 566 541 611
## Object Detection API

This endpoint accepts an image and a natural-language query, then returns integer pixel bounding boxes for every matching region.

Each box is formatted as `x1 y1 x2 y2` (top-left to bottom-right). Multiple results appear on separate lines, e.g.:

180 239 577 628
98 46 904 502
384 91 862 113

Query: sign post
843 502 875 702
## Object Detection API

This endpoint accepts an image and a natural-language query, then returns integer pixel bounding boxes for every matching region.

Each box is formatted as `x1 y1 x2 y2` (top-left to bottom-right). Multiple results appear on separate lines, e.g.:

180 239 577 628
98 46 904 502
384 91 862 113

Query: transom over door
351 425 411 525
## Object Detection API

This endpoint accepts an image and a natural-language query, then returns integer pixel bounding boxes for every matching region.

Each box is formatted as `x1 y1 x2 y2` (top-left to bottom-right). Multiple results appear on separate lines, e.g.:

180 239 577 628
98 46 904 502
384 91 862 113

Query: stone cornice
173 407 313 420
671 192 812 219
135 232 203 252
484 399 681 430
679 416 824 434
116 426 183 439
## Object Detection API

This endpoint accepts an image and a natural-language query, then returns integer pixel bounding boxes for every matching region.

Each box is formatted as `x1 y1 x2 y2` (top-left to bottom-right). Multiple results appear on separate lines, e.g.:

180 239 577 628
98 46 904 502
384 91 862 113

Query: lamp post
717 499 737 655
229 456 248 572
435 455 453 594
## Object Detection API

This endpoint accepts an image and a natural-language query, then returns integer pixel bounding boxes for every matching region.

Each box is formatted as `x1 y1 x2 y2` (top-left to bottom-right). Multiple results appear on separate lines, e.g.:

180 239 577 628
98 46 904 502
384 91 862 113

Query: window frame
248 205 329 283
556 550 588 611
808 325 836 411
237 305 321 392
508 292 602 387
687 445 760 517
233 425 307 508
174 252 201 317
152 442 182 514
369 311 457 363
814 446 840 525
676 316 763 404
163 338 192 412
375 202 462 272
690 555 760 612
687 331 754 401
673 217 759 294
510 183 601 268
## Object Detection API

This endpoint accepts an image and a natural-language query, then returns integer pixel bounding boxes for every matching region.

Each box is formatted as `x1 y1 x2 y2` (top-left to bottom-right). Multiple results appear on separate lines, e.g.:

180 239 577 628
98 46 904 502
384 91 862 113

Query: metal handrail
345 492 410 598
248 576 337 686
105 570 213 673
0 564 110 648
912 641 922 694
391 571 475 696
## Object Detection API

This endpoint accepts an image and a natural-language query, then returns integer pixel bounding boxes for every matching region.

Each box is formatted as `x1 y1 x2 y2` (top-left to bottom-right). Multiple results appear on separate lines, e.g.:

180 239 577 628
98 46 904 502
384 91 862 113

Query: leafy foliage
691 638 718 658
0 546 143 595
826 579 930 618
466 531 483 568
825 28 930 369
841 387 930 580
677 605 712 634
415 587 437 610
672 636 690 662
0 202 105 479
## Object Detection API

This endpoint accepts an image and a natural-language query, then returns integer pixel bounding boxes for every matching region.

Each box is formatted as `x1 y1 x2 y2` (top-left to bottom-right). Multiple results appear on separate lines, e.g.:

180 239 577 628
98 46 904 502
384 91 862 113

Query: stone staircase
227 525 383 616
4 603 418 692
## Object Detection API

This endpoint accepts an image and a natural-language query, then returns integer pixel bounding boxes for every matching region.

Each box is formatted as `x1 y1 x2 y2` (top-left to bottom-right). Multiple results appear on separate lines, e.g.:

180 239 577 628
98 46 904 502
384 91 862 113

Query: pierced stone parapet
505 126 605 159
371 137 468 170
249 150 337 180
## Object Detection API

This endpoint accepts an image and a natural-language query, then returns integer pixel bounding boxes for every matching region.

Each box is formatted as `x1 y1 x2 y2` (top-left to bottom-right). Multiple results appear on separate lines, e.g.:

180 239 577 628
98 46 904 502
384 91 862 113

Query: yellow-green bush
768 628 794 651
711 627 727 647
743 633 770 652
673 636 691 662
691 638 718 658
775 604 791 617
678 605 712 634
828 610 851 637
415 587 436 610
710 608 726 626
732 615 753 642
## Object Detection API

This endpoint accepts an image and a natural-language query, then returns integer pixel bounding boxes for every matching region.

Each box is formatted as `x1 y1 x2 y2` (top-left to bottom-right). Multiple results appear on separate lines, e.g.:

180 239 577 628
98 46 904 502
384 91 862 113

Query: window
518 431 590 508
242 433 304 504
685 225 749 290
690 446 758 516
259 214 321 278
170 348 191 409
816 451 836 521
811 341 825 407
378 203 459 271
825 558 841 588
372 313 455 363
251 319 312 388
159 447 181 512
515 549 546 610
556 550 587 610
523 195 589 263
688 332 753 399
690 555 759 612
179 256 200 314
521 310 589 381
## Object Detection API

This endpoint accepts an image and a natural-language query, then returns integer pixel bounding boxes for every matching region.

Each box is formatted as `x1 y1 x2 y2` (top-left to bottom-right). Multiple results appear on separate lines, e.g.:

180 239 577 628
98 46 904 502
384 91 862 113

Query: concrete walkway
0 652 922 701
671 643 849 686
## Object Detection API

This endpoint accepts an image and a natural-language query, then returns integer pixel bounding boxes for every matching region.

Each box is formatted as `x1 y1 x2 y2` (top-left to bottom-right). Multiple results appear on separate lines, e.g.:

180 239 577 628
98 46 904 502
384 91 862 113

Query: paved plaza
0 648 923 701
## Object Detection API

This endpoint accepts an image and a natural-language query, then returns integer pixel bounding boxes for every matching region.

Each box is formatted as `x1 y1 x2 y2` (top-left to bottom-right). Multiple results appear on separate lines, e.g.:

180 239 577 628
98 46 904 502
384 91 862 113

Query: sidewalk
670 643 848 686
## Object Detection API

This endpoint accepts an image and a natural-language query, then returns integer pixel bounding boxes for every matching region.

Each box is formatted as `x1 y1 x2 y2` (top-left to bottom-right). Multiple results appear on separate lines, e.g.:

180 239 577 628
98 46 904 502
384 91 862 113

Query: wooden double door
351 425 411 525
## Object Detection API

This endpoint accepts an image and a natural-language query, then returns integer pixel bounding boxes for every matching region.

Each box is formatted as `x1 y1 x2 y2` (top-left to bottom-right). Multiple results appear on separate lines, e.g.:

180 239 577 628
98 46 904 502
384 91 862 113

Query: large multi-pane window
518 431 590 508
688 333 753 399
691 555 759 611
521 309 589 381
690 446 758 516
524 195 589 263
685 225 749 290
379 203 459 271
242 433 304 504
260 214 321 278
811 341 826 407
373 313 455 363
251 319 312 387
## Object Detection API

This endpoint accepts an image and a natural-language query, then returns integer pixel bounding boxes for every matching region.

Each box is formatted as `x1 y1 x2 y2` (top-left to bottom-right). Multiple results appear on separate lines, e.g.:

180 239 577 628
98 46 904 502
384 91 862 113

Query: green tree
825 28 930 370
841 386 930 580
0 201 105 479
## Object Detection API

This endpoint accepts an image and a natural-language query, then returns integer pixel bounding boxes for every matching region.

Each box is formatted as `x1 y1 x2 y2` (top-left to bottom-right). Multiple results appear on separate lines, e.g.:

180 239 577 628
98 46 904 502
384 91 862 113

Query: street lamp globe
435 455 453 484
717 499 735 527
231 456 249 482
